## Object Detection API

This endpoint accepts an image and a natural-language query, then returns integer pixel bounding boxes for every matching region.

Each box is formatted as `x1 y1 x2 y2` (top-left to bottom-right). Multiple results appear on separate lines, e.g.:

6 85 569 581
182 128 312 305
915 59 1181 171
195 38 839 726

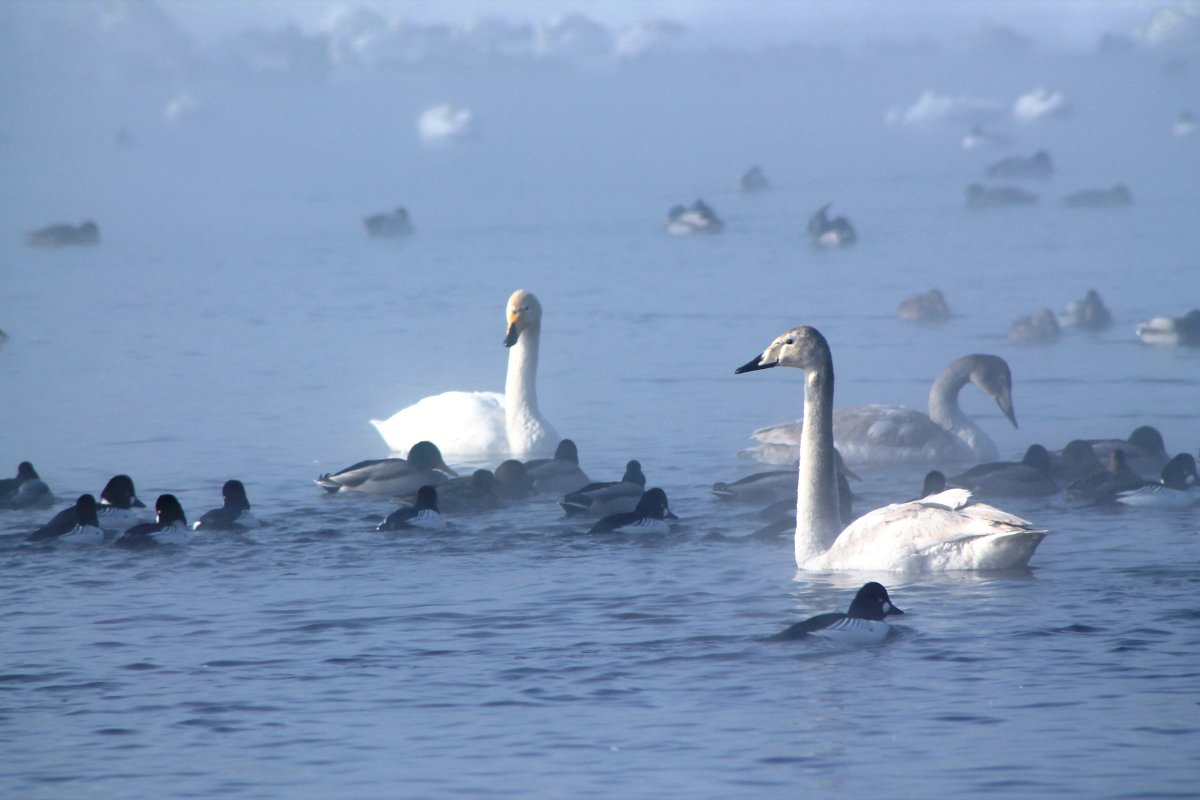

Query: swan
736 325 1047 571
742 353 1017 467
371 290 560 458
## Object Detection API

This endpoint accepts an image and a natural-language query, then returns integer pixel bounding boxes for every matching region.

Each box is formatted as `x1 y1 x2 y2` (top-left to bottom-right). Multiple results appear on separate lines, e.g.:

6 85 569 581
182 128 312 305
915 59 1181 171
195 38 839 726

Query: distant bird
26 220 100 247
27 494 104 545
898 289 951 322
560 460 646 517
379 485 447 531
966 184 1038 208
316 441 456 497
961 124 1011 151
807 202 856 248
114 495 190 548
95 474 148 532
588 488 677 534
738 165 769 193
1059 289 1112 332
1009 308 1060 343
1115 454 1199 509
1135 309 1200 347
523 439 590 494
1174 110 1196 138
363 207 413 238
193 480 258 531
1063 185 1132 208
920 471 947 498
950 444 1058 498
772 582 904 644
666 200 724 235
986 149 1054 179
0 461 53 509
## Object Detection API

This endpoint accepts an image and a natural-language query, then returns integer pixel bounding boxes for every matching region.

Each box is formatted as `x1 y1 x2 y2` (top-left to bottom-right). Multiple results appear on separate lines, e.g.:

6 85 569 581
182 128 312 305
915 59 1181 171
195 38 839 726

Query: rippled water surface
2 28 1199 799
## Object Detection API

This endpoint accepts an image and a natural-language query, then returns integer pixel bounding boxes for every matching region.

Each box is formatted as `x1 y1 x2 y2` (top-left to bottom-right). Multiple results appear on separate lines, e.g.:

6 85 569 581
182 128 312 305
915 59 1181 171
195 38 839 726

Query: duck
0 461 53 509
736 325 1047 571
560 460 646 517
1065 450 1143 505
26 220 100 247
771 582 904 644
966 184 1038 208
493 459 536 502
1173 110 1196 138
1008 308 1060 343
949 444 1058 498
985 150 1054 179
523 439 590 494
27 494 105 545
379 485 447 531
588 488 677 534
1076 426 1171 480
114 495 190 548
1060 289 1113 332
1135 309 1200 348
1048 440 1103 485
898 289 950 322
363 207 412 238
371 290 561 458
920 470 947 498
96 474 148 532
666 200 724 235
714 450 859 504
738 166 769 193
193 480 258 531
742 353 1017 467
1115 454 1199 508
316 441 456 497
1063 185 1132 208
807 203 856 248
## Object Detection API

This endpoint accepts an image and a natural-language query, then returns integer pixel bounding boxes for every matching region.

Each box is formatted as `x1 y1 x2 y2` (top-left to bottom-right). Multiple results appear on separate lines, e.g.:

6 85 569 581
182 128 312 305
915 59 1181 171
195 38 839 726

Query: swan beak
997 394 1018 429
503 321 520 348
735 354 776 374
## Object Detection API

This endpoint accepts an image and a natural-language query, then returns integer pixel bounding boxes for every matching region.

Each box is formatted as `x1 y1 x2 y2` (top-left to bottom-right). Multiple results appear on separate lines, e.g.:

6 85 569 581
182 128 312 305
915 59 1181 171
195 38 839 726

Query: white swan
736 325 1047 572
371 290 560 458
743 353 1017 467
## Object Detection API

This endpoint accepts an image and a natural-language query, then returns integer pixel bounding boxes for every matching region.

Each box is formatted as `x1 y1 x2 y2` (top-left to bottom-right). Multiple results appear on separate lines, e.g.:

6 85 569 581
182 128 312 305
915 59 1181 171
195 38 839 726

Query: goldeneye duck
1135 309 1200 348
738 165 769 193
0 461 54 509
1115 454 1199 508
588 488 676 534
193 479 258 531
666 200 723 235
96 474 148 532
1065 450 1143 505
772 582 904 645
114 495 190 548
1059 290 1112 332
27 494 104 545
807 202 856 248
379 485 447 531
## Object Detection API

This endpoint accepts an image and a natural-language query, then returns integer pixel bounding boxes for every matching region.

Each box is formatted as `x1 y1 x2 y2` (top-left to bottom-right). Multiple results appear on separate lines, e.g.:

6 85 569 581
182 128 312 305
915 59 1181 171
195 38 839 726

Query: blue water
2 29 1199 799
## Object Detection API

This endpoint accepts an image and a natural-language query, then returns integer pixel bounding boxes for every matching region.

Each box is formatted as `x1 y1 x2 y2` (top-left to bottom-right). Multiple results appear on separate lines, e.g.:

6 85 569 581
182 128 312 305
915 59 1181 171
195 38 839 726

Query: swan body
737 325 1047 572
371 290 560 458
743 353 1017 467
773 582 903 645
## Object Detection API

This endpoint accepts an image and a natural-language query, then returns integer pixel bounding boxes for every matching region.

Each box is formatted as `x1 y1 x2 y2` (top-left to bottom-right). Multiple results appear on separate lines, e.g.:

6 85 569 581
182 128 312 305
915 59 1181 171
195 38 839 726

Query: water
2 26 1200 799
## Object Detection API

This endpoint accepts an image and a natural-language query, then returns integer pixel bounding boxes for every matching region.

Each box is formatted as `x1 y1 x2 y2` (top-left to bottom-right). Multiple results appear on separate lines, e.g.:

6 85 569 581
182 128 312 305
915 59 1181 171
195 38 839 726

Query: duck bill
665 509 679 520
884 602 904 616
735 354 776 374
503 322 520 348
131 496 147 508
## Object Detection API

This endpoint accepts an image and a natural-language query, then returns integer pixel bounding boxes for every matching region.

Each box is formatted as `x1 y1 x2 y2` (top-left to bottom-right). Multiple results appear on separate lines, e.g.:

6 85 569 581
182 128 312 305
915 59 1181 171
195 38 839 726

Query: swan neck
796 355 842 565
505 324 541 421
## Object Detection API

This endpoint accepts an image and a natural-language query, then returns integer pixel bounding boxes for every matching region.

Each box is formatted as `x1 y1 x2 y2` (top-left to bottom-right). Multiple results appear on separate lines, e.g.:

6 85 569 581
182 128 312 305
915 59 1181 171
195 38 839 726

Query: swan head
735 326 830 374
503 290 542 348
847 582 904 620
965 354 1018 429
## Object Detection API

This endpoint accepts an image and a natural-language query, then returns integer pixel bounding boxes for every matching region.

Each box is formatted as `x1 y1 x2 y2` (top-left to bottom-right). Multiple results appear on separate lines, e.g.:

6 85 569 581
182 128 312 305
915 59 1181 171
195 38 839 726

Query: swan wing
371 391 507 456
832 405 967 464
